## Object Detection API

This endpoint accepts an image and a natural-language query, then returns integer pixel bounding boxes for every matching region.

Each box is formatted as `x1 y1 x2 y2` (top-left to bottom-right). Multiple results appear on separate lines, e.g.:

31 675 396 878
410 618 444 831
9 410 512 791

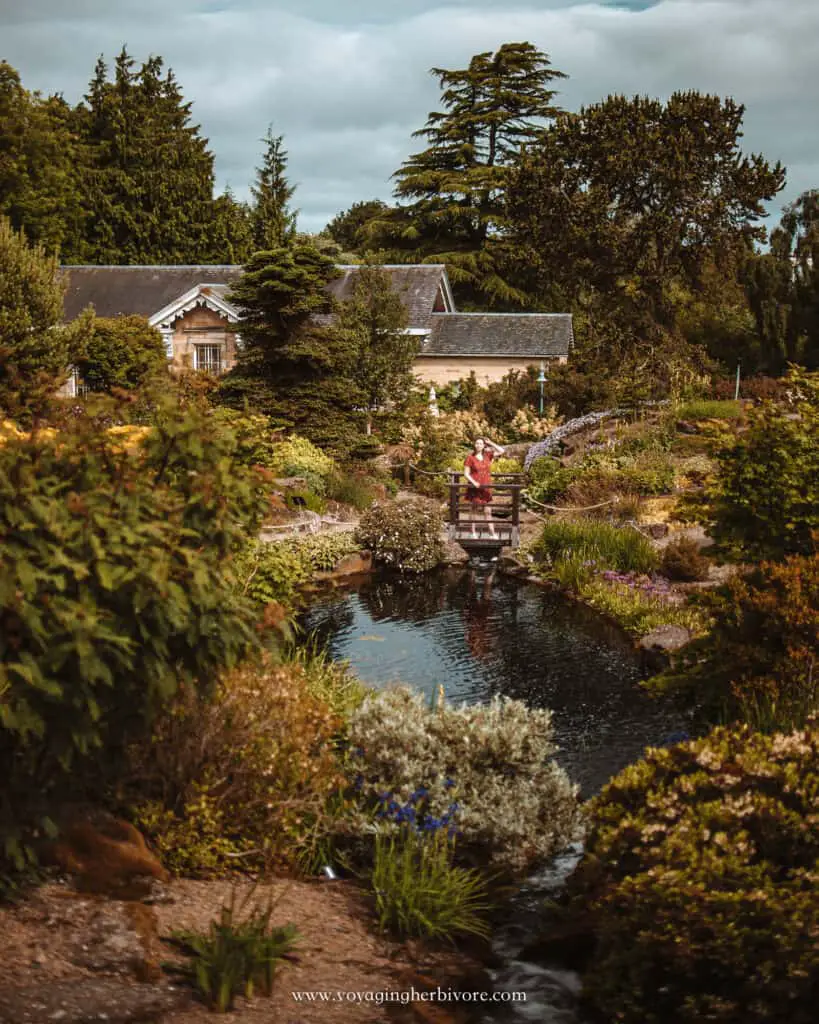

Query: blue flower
423 817 442 832
353 774 364 791
409 786 429 804
448 801 460 814
377 791 392 803
444 778 456 790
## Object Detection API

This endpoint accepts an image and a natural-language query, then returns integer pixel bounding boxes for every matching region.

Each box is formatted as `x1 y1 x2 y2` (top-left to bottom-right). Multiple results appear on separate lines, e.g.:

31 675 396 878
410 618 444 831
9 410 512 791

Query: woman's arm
485 438 505 455
463 457 479 487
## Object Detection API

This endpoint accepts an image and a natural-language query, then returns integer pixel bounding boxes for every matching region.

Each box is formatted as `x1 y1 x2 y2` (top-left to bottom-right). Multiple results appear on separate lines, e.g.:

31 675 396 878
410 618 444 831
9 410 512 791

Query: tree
79 49 217 264
374 42 567 309
218 244 363 448
507 92 785 328
0 62 86 257
207 186 253 264
743 189 819 373
326 199 388 254
0 216 75 416
74 315 168 392
334 266 414 433
251 127 297 251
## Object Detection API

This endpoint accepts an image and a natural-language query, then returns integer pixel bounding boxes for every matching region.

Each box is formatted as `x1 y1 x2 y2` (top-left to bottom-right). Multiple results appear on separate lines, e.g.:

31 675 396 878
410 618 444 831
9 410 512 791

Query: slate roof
424 313 573 359
61 266 245 321
61 264 447 328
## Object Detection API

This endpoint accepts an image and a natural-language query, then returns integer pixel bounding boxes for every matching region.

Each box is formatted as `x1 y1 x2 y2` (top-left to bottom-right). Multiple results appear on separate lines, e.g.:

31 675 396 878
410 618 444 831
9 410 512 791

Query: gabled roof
61 266 245 321
424 313 573 359
326 265 452 327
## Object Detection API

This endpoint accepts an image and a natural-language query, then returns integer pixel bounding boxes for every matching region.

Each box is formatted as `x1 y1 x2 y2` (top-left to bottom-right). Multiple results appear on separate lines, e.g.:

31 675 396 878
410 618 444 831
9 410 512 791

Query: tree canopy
251 127 298 252
74 315 168 392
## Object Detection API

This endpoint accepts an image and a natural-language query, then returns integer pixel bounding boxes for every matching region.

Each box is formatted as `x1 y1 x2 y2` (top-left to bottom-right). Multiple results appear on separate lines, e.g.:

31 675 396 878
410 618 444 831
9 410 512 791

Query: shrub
270 435 336 494
344 688 581 875
325 470 380 510
490 455 524 475
508 406 560 442
651 553 819 730
660 536 711 581
534 520 658 577
169 894 298 1012
234 533 360 609
355 499 445 572
370 831 490 942
212 409 281 469
703 368 819 560
527 456 575 505
75 315 167 393
572 724 819 1024
577 575 704 637
0 403 268 788
127 659 345 875
714 375 786 403
675 399 744 421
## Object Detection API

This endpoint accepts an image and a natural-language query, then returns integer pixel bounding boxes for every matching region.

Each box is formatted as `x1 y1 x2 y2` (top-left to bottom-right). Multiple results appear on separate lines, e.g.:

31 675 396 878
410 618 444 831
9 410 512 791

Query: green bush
0 403 268 786
527 457 575 505
344 687 581 875
234 533 360 608
660 536 711 581
170 893 298 1012
212 409 281 469
651 553 819 730
577 577 704 637
534 520 658 577
370 831 490 942
270 435 336 494
703 368 819 560
325 470 380 510
75 315 167 393
573 724 819 1024
355 498 445 572
675 399 744 421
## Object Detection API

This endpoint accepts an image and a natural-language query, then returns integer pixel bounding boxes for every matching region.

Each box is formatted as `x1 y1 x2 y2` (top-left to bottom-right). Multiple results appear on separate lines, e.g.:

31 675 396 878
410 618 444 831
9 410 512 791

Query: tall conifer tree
374 42 566 308
251 127 297 251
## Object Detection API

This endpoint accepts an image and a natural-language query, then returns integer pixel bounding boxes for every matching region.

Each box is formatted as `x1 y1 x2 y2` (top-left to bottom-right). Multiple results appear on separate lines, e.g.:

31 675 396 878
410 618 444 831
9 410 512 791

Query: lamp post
537 362 546 416
734 360 741 401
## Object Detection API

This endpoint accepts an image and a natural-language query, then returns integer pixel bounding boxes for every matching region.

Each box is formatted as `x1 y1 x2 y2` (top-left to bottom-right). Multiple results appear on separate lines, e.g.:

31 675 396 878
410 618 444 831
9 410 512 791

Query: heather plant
127 658 345 875
703 368 819 560
355 498 445 572
344 688 581 875
369 830 490 942
660 535 711 581
572 724 819 1024
651 552 819 729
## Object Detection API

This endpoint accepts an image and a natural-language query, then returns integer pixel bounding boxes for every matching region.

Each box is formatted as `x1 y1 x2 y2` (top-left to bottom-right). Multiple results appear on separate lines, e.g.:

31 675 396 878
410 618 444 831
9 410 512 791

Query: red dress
464 450 494 505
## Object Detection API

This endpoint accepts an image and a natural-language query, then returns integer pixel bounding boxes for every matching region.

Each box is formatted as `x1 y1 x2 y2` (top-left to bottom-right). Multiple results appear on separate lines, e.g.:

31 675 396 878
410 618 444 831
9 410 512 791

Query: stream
303 565 687 1021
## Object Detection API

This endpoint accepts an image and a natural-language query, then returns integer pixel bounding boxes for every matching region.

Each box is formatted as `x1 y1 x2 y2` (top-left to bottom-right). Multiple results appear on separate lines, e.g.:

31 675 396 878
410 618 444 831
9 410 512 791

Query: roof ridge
431 311 571 318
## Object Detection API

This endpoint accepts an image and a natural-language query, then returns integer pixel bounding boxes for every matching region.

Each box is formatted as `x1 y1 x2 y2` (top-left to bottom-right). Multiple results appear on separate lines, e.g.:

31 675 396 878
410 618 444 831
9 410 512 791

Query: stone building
61 264 572 389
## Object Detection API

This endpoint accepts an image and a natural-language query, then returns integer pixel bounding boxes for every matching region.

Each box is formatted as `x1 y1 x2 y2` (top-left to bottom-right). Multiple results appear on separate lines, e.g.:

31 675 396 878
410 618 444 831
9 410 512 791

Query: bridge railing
446 472 526 547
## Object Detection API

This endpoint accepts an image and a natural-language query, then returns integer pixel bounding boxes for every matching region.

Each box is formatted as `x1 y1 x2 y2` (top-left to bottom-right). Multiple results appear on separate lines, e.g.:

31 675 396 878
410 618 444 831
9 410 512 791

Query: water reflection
303 567 685 795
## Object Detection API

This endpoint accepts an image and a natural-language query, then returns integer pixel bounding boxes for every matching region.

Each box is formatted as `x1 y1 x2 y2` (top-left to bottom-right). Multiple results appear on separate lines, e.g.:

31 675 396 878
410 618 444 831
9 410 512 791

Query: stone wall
413 355 566 386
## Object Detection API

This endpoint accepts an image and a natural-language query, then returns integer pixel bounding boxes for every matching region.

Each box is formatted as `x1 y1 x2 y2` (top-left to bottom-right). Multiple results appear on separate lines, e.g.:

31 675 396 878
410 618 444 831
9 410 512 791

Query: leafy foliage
345 687 581 875
702 369 819 560
325 199 388 254
355 499 445 572
533 519 658 576
170 893 298 1012
234 533 360 609
127 659 345 875
660 536 711 582
651 553 819 730
269 434 336 493
572 724 819 1024
250 127 297 251
74 315 168 392
369 831 490 942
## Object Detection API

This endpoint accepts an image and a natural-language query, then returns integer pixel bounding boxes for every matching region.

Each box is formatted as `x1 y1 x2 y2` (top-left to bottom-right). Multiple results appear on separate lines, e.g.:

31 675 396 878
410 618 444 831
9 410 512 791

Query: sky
1 0 816 233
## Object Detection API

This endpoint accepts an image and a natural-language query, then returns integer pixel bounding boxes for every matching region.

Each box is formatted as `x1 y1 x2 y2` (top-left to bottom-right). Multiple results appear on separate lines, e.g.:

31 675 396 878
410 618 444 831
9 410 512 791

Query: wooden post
449 472 460 530
511 484 520 528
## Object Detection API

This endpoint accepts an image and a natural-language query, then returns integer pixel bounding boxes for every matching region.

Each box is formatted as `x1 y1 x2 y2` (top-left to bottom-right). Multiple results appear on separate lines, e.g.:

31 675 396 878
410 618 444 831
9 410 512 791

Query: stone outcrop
0 979 187 1023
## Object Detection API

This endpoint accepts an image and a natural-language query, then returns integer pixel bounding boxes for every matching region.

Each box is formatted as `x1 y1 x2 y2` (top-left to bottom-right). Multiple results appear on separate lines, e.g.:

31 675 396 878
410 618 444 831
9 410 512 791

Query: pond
303 564 685 796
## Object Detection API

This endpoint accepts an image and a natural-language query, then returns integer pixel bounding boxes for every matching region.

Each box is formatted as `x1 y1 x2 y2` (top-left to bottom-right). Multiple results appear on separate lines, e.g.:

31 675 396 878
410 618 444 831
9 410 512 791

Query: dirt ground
0 877 488 1024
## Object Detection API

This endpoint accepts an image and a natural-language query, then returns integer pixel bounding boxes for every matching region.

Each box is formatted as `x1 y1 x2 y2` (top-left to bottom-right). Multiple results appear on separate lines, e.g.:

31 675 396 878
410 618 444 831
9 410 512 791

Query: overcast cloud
1 0 815 232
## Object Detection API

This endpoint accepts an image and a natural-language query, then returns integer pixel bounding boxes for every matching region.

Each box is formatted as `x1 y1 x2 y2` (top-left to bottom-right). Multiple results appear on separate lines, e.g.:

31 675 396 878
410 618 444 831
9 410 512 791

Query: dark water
303 565 685 796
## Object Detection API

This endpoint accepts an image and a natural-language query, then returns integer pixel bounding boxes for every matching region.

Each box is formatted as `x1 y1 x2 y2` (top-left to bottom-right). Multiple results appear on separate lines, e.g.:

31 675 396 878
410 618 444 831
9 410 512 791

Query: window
194 344 223 374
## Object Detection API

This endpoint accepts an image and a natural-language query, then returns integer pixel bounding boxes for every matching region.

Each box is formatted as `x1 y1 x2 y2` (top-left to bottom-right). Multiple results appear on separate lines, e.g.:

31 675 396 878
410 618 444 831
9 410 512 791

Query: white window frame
193 343 223 374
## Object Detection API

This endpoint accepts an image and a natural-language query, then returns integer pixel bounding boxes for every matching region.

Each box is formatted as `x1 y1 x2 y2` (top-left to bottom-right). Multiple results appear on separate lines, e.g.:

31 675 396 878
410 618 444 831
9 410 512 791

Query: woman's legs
484 503 496 538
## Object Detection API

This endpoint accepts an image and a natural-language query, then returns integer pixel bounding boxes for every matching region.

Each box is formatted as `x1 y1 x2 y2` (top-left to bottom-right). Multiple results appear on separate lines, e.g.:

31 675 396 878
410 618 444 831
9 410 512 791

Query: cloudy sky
1 0 815 233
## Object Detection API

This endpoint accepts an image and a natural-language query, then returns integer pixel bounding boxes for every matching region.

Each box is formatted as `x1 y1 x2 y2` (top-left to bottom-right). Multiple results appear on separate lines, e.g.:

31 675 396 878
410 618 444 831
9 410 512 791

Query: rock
675 419 699 435
645 522 669 539
71 900 162 981
441 540 470 565
41 813 168 897
639 624 692 672
0 979 187 1023
499 553 528 576
272 475 308 489
332 551 373 576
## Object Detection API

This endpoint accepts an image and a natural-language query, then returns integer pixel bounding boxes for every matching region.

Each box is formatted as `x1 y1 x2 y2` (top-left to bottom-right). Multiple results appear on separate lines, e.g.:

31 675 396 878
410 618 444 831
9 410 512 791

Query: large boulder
0 979 186 1023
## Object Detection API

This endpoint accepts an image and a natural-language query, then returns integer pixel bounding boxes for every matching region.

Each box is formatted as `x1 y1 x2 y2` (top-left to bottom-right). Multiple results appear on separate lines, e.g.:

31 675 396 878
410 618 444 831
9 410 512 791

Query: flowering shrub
344 687 581 875
127 658 345 875
652 552 819 730
355 499 445 572
270 435 336 494
573 724 819 1024
508 406 560 441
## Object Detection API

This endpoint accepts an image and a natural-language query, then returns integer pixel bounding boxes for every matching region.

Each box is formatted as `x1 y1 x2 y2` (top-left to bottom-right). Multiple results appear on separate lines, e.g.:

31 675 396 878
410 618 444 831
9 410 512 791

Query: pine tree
326 199 388 254
218 244 363 447
375 42 566 308
334 266 414 433
0 62 86 258
251 127 297 252
79 49 217 264
207 186 253 264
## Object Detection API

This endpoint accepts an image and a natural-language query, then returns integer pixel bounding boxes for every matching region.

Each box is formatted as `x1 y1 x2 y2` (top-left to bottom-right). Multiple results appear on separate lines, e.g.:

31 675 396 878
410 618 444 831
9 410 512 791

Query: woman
463 436 505 538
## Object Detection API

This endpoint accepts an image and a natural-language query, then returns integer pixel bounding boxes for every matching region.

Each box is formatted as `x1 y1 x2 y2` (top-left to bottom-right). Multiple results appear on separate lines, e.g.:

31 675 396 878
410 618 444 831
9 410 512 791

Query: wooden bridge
446 472 525 554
